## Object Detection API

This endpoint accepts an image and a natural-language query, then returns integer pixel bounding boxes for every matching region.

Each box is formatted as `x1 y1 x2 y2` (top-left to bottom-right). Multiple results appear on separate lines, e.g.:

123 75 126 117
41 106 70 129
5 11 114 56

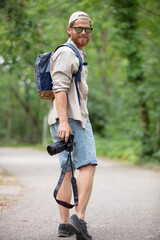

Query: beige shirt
48 39 89 128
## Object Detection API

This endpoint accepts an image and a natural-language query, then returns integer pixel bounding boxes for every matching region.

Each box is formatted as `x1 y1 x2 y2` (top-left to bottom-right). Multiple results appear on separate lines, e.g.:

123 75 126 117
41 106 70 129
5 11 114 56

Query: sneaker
66 214 92 240
58 223 74 237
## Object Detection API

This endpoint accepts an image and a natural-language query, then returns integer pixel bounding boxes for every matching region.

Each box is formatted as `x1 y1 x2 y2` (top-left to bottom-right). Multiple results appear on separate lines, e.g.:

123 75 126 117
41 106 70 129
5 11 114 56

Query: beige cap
69 11 91 25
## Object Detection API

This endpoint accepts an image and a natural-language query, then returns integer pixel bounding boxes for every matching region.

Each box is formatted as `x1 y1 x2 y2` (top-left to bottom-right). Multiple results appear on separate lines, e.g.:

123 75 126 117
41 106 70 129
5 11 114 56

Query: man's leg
57 170 72 223
58 164 96 222
66 164 96 239
75 164 96 220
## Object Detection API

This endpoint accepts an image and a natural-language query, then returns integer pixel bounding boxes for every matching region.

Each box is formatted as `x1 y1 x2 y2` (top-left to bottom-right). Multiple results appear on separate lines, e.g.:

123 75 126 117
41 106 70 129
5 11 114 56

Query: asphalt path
0 147 160 240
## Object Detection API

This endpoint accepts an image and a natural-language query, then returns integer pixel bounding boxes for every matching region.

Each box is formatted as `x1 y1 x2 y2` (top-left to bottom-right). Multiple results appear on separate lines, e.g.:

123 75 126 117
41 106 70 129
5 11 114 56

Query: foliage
112 0 160 160
0 0 160 164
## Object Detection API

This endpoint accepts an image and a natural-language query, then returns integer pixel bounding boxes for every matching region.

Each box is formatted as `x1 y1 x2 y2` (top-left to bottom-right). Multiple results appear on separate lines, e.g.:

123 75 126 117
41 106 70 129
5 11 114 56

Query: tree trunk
42 115 48 147
6 88 12 140
11 86 39 143
112 0 152 157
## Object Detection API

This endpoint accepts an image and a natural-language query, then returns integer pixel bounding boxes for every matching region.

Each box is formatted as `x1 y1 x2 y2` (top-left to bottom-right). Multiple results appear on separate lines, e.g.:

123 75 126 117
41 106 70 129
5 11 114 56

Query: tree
112 0 154 157
0 0 160 163
0 0 44 142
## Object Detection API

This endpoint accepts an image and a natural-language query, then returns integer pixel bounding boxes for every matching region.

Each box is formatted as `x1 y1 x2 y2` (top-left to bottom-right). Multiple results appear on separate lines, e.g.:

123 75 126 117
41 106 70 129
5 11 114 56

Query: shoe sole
58 232 69 237
58 230 74 237
66 221 91 240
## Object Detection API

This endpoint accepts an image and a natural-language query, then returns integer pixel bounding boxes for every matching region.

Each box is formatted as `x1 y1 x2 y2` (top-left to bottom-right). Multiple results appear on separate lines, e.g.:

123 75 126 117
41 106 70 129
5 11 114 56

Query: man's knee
79 164 96 175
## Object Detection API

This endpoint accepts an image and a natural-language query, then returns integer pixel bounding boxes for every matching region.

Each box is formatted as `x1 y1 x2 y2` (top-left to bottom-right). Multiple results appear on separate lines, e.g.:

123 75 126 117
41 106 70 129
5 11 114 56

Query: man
48 11 97 240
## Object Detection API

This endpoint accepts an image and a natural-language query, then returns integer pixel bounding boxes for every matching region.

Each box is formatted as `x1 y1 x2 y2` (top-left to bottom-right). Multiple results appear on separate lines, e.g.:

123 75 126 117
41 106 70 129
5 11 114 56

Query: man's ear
67 26 71 35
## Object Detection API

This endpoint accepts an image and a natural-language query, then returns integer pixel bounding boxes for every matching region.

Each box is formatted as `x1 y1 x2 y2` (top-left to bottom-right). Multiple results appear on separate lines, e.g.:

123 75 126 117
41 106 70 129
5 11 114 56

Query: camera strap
53 151 78 208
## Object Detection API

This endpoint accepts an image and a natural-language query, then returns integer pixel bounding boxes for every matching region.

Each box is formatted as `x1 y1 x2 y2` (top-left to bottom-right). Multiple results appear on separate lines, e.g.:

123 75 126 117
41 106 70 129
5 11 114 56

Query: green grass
94 134 160 170
95 134 141 164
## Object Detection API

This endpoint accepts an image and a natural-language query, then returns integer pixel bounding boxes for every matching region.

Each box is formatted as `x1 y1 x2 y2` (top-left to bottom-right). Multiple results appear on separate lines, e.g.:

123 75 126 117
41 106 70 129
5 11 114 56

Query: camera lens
47 145 57 156
47 134 75 156
47 141 67 156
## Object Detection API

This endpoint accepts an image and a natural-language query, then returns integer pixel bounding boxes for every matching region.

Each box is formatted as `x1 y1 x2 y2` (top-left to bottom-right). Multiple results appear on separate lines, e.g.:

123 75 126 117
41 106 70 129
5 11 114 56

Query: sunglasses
70 27 93 34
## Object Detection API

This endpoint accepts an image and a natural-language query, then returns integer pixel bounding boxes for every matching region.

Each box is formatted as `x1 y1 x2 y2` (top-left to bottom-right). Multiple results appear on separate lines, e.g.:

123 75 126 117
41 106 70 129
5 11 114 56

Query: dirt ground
0 166 23 212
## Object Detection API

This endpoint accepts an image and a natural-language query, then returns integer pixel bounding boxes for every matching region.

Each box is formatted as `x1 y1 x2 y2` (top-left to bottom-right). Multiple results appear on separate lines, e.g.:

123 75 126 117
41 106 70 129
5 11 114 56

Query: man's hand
58 121 72 143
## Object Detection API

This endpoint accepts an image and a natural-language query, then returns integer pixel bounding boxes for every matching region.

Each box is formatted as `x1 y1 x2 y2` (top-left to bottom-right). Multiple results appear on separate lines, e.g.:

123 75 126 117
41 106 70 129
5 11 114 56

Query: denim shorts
50 118 98 171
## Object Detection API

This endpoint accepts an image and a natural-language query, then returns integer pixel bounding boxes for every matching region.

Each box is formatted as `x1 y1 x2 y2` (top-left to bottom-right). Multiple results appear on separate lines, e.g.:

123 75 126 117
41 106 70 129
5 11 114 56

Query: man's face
67 19 91 50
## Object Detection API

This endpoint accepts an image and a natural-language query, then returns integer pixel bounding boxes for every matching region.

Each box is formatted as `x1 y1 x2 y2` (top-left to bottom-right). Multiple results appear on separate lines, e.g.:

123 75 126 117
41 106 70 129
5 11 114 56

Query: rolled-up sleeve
50 48 79 93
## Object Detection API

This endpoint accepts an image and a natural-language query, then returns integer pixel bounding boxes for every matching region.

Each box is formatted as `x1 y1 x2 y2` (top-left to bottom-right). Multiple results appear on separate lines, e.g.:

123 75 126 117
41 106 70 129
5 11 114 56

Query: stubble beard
71 34 90 49
77 37 89 49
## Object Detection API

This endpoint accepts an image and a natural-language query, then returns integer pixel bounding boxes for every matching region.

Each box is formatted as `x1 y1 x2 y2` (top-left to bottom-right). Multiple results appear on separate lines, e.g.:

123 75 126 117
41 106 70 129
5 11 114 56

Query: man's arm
55 91 72 143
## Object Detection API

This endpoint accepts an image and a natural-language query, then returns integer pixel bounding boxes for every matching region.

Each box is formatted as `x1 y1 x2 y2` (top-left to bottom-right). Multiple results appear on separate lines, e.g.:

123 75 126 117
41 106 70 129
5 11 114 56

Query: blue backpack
34 43 83 104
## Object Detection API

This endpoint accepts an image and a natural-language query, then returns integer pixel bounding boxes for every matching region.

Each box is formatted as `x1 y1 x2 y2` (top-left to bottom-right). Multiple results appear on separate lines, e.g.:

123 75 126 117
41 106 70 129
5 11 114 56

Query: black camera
47 134 75 156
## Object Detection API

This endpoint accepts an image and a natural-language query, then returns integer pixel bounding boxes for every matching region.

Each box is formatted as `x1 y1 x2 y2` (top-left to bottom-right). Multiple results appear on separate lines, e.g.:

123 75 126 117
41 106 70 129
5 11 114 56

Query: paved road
0 147 160 240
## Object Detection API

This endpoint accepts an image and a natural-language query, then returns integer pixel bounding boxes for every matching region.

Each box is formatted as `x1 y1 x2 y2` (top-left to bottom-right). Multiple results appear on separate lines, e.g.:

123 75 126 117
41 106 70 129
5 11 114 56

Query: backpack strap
55 43 83 105
53 151 78 208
